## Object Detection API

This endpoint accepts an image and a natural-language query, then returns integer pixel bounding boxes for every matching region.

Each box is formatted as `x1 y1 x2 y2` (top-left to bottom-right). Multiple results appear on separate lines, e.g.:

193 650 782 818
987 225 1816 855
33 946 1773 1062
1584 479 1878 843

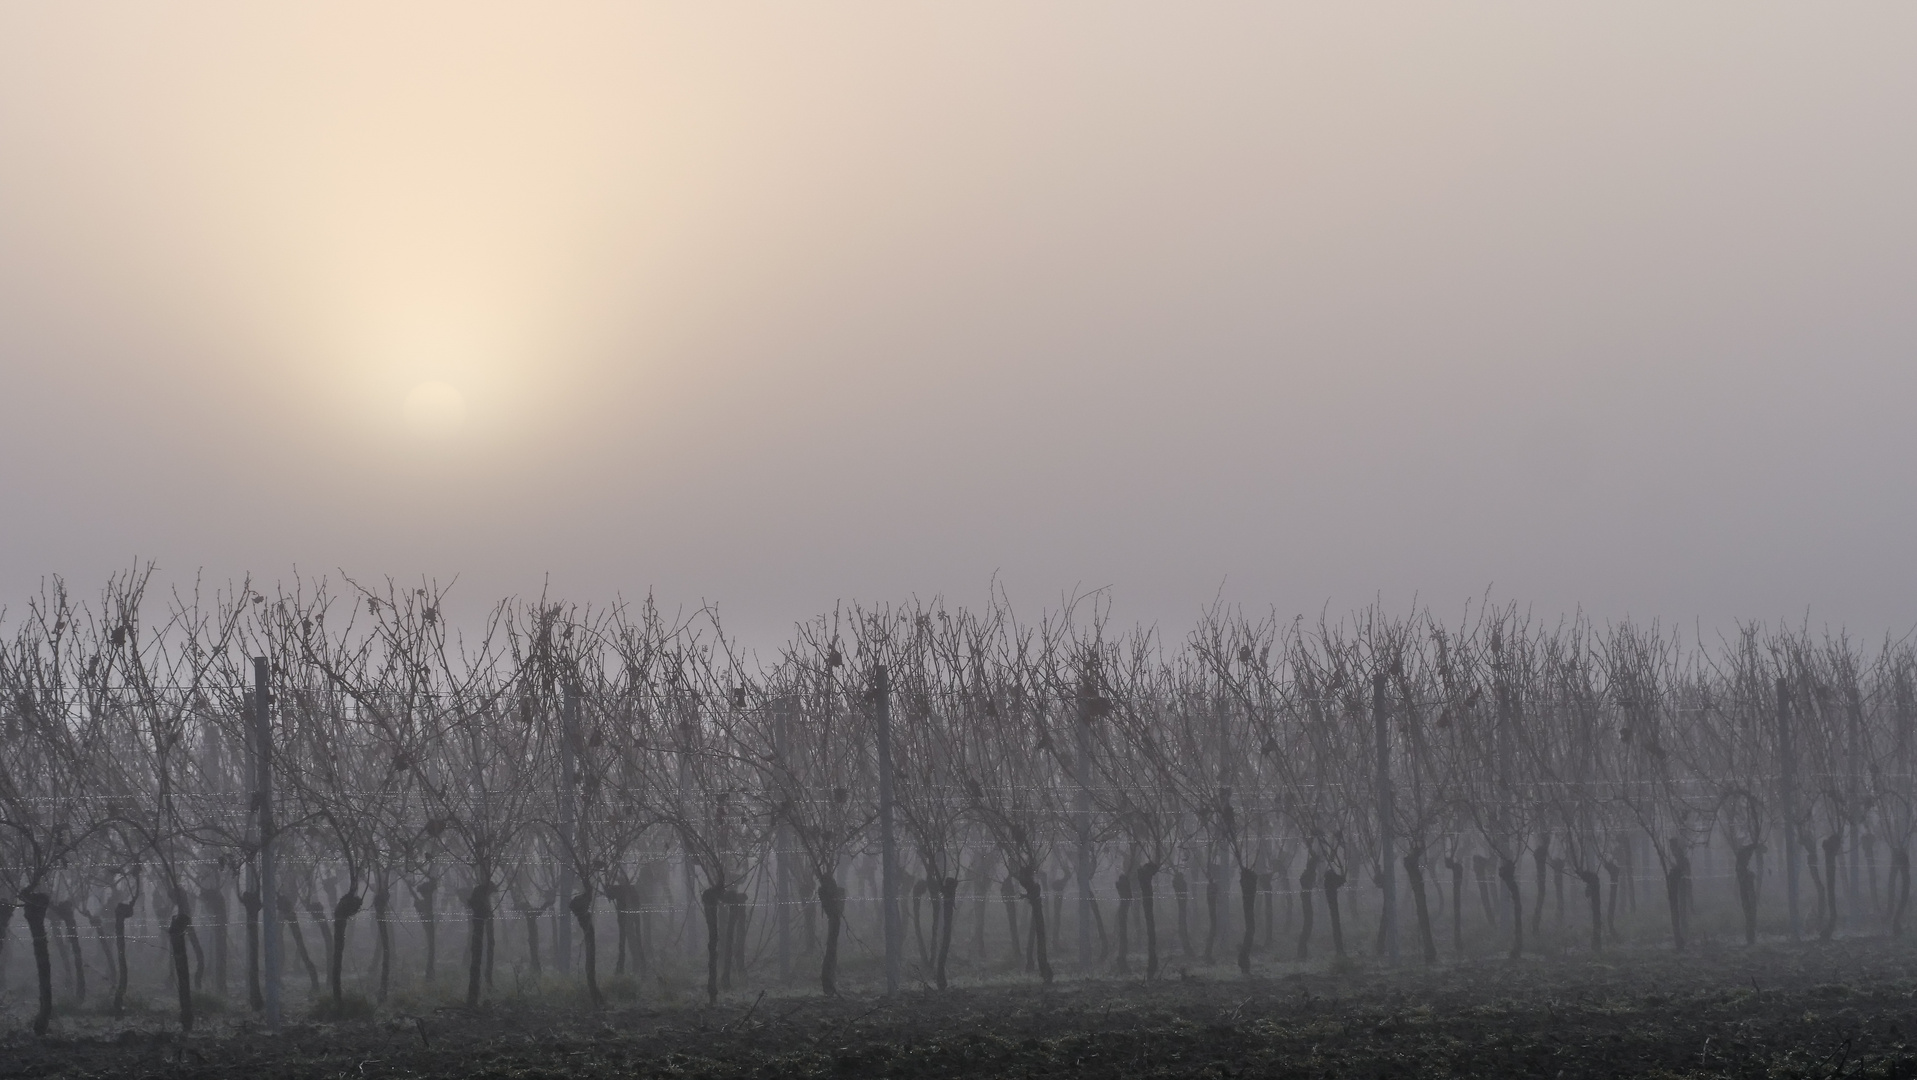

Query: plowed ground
7 938 1917 1078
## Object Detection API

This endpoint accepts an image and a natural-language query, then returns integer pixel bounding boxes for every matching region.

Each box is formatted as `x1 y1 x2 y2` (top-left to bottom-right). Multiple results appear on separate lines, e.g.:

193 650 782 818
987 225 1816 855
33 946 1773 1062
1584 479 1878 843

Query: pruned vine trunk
1498 858 1522 959
373 886 392 1003
1018 868 1053 984
1734 844 1760 946
1404 851 1436 964
240 888 262 1011
1138 863 1160 979
1296 860 1317 961
522 902 542 977
999 877 1021 966
1237 867 1257 975
329 891 362 1007
700 884 723 1005
1446 857 1464 956
1892 847 1911 938
1664 853 1691 951
1580 869 1603 952
1173 870 1191 957
114 899 135 1014
570 888 602 1007
1820 833 1842 941
1322 869 1346 959
1202 868 1219 963
25 893 53 1036
818 875 845 996
281 894 321 991
935 877 958 989
0 901 13 994
168 906 194 1033
53 901 85 1005
415 879 438 984
464 881 492 1008
1603 859 1620 938
1531 838 1550 930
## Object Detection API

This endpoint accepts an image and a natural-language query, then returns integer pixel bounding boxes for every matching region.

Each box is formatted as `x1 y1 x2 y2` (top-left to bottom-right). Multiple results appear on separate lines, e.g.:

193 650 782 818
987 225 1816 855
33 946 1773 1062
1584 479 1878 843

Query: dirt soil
8 939 1917 1079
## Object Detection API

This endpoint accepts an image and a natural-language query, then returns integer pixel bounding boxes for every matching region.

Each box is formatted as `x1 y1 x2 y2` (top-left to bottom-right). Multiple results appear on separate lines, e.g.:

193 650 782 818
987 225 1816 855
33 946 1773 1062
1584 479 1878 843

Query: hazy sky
2 5 1912 644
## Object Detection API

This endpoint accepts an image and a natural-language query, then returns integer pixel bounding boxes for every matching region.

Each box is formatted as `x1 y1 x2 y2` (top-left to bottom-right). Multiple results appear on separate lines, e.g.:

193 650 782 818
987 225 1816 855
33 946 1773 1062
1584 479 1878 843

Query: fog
2 4 1913 644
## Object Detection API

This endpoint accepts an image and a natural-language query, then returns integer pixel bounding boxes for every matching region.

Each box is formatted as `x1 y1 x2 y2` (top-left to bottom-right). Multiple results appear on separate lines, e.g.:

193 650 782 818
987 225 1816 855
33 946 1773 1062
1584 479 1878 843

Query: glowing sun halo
403 381 467 438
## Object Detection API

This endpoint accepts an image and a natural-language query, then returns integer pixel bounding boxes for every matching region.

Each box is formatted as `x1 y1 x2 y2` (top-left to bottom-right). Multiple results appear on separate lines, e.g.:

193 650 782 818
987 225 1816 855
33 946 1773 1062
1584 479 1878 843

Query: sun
403 381 467 438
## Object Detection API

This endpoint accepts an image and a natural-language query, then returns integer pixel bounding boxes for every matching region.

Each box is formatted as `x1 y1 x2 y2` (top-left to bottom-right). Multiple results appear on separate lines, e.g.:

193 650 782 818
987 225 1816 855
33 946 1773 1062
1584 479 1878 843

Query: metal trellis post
1375 671 1399 965
1778 677 1802 941
253 656 283 1030
558 684 578 977
1076 681 1094 970
876 664 902 993
775 701 793 982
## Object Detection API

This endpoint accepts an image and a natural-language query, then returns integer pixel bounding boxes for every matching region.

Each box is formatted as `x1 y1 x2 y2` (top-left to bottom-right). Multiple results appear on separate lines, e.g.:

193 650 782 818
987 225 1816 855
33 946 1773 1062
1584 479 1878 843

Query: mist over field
3 4 1915 644
4 6 1917 1077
